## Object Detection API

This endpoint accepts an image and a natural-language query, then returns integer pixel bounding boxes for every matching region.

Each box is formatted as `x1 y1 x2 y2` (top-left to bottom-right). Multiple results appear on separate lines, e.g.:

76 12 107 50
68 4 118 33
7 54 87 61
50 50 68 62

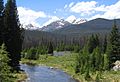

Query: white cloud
54 11 57 14
90 1 120 20
65 15 76 23
18 7 46 27
70 1 98 15
64 4 68 9
42 16 60 26
69 2 74 8
69 0 120 19
18 7 60 28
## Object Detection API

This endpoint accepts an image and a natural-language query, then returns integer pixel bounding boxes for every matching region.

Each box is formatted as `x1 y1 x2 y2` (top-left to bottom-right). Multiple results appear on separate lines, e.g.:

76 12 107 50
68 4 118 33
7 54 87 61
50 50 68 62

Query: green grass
21 53 120 82
21 53 77 75
14 72 27 82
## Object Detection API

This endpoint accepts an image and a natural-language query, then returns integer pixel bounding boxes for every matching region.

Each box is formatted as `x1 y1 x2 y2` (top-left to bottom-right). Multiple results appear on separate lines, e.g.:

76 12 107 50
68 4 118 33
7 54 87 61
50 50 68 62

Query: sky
4 0 120 28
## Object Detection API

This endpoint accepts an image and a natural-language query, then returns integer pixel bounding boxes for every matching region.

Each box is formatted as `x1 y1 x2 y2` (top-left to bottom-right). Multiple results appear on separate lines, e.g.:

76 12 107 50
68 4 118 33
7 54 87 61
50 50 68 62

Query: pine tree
92 47 102 71
107 20 120 67
0 44 13 82
75 53 80 74
0 0 4 45
103 35 107 53
103 54 109 70
4 0 23 71
87 34 100 53
80 45 90 74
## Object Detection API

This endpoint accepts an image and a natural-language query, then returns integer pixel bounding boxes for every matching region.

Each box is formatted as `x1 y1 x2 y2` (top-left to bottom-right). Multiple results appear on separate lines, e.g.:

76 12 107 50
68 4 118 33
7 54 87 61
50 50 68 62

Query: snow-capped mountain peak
24 24 39 30
65 15 87 24
72 19 87 24
41 19 71 31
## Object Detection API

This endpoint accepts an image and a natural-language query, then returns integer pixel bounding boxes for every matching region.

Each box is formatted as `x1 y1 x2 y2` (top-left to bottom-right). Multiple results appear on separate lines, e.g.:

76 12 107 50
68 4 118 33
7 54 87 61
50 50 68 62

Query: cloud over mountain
18 7 46 27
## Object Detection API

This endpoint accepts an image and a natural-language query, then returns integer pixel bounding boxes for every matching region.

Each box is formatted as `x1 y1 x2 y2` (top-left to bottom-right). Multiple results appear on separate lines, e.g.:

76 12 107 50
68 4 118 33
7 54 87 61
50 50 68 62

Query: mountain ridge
53 18 120 35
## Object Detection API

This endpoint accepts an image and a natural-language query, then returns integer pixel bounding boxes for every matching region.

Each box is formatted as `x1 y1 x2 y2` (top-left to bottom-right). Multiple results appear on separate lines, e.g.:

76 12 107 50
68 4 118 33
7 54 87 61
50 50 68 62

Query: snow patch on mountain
41 19 71 31
24 24 40 30
66 15 87 24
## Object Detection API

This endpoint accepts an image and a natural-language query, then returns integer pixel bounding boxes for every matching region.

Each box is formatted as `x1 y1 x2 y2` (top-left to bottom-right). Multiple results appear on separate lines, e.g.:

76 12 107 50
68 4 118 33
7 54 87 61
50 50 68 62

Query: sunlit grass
13 72 27 82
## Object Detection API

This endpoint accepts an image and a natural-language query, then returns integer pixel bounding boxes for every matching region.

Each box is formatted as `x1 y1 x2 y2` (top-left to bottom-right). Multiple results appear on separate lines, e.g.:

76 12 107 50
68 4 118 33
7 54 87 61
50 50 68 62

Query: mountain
53 18 120 35
23 18 87 31
40 19 87 32
40 19 71 32
24 18 120 36
72 19 87 24
66 18 87 24
24 24 40 30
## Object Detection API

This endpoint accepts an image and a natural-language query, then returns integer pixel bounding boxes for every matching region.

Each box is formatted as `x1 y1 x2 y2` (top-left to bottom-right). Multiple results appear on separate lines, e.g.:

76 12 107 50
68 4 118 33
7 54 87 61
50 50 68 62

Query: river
20 64 79 82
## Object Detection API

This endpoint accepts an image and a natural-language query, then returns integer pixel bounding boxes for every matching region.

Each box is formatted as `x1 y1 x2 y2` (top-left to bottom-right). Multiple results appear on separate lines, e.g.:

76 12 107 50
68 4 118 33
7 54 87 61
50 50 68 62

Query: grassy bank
4 72 27 82
14 72 27 82
21 53 120 82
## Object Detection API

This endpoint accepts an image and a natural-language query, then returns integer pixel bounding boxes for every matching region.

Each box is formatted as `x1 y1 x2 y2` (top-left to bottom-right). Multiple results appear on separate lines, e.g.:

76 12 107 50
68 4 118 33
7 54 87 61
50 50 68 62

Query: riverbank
14 72 27 82
21 53 120 82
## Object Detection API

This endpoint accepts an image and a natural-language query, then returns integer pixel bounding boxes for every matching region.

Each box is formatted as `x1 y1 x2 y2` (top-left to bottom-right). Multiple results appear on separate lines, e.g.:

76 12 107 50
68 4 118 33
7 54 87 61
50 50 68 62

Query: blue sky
4 0 120 28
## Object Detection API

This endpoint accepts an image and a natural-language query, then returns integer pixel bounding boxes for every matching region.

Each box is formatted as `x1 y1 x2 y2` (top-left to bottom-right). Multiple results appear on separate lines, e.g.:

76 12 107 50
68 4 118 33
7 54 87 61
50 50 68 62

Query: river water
20 64 78 82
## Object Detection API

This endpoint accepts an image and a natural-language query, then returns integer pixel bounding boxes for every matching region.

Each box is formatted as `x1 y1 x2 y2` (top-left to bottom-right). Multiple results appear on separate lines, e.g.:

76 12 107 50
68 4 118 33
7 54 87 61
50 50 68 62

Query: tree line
22 30 106 60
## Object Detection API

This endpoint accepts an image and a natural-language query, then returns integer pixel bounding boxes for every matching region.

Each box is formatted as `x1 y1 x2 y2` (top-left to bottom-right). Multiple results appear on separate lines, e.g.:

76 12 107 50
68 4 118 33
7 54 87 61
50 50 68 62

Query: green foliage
106 20 120 67
56 42 65 51
92 47 102 71
75 51 81 73
95 72 101 82
0 44 13 82
75 34 110 81
84 68 91 81
102 35 107 53
4 0 23 71
24 48 39 60
75 45 90 74
87 34 100 53
73 45 80 53
103 54 109 70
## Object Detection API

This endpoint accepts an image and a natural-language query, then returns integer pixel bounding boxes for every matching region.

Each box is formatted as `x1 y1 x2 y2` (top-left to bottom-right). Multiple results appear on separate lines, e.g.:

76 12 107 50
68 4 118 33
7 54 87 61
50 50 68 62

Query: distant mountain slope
40 19 87 32
24 24 40 30
40 19 71 32
53 18 120 35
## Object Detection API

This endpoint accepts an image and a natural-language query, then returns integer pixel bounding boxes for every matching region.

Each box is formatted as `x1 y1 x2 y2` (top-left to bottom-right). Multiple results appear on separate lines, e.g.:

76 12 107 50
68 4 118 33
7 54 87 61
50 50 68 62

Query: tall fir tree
0 0 4 46
103 35 107 53
107 20 120 68
87 34 100 53
4 0 23 71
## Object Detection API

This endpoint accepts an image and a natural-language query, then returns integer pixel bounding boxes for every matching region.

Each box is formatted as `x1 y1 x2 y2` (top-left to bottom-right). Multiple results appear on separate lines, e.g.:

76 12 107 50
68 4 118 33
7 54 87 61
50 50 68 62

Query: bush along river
20 64 79 82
